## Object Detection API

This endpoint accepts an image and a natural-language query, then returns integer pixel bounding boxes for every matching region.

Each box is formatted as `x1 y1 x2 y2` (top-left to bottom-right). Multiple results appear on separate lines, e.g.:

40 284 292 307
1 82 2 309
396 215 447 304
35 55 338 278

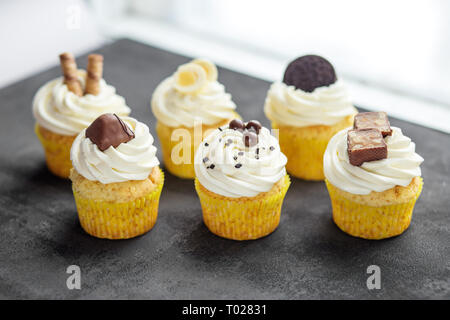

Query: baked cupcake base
70 167 164 239
195 175 290 240
325 177 423 240
156 116 239 179
272 115 354 181
35 123 76 178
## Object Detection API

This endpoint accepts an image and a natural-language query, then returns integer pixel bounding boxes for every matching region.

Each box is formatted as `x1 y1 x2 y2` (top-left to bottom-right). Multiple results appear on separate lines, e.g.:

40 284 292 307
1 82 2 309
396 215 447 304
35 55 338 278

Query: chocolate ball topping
85 113 134 151
245 120 262 134
243 131 258 147
283 55 337 93
229 119 244 131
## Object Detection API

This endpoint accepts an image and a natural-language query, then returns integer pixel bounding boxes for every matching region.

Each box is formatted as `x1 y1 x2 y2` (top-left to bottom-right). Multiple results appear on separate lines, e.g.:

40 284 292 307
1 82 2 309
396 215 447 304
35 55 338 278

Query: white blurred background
1 0 449 132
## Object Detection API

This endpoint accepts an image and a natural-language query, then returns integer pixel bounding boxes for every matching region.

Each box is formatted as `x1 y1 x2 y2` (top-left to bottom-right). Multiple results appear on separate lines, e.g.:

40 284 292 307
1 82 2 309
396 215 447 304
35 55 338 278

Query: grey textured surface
0 39 449 300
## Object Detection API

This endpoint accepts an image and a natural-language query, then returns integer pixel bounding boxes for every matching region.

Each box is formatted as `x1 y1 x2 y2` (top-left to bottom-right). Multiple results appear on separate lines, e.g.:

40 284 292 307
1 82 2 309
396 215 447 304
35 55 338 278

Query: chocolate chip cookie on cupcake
33 53 131 178
264 55 357 180
151 59 240 179
323 112 424 239
70 114 163 239
194 119 290 240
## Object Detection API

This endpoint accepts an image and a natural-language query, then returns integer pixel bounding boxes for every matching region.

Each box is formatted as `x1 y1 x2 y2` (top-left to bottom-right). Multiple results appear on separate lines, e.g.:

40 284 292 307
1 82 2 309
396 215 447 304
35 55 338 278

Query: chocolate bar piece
86 113 135 151
354 112 392 137
347 129 387 166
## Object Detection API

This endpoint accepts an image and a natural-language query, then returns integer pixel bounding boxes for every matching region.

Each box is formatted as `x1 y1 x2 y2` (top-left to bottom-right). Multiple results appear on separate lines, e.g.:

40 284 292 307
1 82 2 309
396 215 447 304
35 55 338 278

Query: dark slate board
0 39 448 300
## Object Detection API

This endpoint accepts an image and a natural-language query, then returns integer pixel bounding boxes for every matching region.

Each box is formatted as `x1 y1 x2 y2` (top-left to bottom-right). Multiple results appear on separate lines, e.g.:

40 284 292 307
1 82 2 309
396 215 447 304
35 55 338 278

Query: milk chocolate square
347 129 387 166
354 112 392 137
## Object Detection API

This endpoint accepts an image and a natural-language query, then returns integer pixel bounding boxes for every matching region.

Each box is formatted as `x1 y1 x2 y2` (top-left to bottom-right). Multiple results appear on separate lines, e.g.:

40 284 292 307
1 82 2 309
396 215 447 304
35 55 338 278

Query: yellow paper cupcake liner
279 132 329 181
272 116 353 181
325 178 423 240
73 171 164 239
156 115 240 179
156 121 197 179
195 175 290 240
34 123 75 179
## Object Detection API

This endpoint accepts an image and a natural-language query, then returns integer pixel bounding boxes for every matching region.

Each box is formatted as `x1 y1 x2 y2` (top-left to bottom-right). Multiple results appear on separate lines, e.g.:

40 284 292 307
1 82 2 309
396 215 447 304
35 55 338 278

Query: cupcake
264 55 357 180
194 119 290 240
323 112 424 240
69 113 163 239
151 58 240 179
33 53 131 178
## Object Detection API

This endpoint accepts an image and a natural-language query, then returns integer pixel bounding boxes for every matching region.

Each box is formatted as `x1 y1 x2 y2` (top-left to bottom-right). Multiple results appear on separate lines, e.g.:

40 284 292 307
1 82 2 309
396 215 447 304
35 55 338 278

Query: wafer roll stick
85 54 103 95
59 52 83 96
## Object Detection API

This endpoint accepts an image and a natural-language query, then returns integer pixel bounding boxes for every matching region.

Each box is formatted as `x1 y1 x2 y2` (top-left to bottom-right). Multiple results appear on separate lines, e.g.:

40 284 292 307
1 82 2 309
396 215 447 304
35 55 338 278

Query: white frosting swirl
151 77 237 128
194 126 287 198
324 127 424 195
264 81 357 127
33 71 131 135
70 117 160 184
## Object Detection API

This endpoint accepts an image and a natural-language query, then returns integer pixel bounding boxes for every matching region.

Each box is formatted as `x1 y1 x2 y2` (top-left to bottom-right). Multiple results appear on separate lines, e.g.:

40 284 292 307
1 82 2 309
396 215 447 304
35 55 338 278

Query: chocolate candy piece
229 119 244 131
243 131 258 147
354 112 392 137
347 129 387 166
86 113 134 151
283 55 337 92
245 120 262 134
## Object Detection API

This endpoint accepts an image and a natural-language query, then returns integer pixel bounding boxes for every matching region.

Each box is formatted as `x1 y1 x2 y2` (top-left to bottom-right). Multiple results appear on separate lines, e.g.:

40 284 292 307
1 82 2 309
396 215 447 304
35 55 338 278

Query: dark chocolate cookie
283 55 336 92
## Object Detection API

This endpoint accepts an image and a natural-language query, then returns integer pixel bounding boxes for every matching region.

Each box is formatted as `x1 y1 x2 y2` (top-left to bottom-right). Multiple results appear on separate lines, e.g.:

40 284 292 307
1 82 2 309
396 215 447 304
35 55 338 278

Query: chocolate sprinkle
269 146 275 151
204 142 209 147
203 157 209 163
235 163 242 169
233 156 238 161
209 164 215 169
238 151 244 156
218 127 223 131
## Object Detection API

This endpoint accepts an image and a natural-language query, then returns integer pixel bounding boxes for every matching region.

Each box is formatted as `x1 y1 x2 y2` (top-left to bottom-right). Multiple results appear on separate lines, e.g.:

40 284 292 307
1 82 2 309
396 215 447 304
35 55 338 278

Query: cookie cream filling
70 117 159 184
33 70 131 136
264 81 357 127
324 127 424 195
194 125 287 198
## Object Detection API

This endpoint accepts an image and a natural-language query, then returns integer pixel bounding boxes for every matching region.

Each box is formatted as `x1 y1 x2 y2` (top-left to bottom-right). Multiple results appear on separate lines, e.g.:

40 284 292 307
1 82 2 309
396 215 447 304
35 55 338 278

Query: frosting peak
70 117 159 184
33 70 131 136
151 60 236 128
194 124 287 198
264 80 357 127
324 127 424 195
